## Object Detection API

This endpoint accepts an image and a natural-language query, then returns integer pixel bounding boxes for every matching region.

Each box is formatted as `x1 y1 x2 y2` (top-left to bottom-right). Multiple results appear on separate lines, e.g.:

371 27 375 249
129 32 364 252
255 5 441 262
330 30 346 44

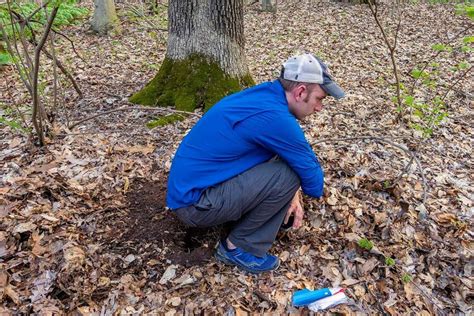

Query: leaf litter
0 0 472 314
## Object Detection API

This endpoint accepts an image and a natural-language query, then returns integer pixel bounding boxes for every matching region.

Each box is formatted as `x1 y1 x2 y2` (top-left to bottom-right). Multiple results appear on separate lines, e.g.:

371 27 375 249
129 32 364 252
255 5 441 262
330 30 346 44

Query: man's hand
284 190 304 229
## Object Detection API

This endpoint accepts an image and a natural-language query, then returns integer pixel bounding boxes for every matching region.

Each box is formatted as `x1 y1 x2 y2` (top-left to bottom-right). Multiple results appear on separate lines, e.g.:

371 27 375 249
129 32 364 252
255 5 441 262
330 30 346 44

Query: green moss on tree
129 54 255 112
146 113 185 128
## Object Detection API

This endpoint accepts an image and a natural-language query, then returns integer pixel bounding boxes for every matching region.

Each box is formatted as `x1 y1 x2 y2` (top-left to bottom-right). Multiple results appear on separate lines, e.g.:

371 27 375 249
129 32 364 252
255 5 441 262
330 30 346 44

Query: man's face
288 84 327 120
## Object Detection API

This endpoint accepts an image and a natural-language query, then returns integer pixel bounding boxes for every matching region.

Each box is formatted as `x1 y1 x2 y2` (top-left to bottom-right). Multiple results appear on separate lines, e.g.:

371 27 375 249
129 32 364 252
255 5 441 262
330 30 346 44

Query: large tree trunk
130 0 254 112
91 0 120 35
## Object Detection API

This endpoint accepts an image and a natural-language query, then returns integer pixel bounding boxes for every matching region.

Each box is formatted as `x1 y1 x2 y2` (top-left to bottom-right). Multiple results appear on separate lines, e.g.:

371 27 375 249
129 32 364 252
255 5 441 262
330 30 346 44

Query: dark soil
97 178 220 270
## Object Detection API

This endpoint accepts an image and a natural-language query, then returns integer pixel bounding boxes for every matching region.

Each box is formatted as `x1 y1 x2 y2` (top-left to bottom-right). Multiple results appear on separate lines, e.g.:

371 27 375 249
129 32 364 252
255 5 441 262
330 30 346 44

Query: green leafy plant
401 273 413 284
0 115 28 133
396 29 473 138
401 89 448 137
358 238 374 251
455 4 474 20
0 105 29 133
385 257 396 267
431 43 452 52
368 0 471 138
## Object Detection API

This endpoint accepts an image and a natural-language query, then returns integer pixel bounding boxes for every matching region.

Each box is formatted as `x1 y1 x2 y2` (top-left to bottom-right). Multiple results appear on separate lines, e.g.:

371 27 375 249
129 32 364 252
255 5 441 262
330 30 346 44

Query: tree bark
91 0 120 35
130 0 254 112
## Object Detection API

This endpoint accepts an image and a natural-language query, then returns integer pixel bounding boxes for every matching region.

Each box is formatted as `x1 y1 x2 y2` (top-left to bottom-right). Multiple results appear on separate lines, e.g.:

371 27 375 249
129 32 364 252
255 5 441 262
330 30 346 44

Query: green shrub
0 1 88 39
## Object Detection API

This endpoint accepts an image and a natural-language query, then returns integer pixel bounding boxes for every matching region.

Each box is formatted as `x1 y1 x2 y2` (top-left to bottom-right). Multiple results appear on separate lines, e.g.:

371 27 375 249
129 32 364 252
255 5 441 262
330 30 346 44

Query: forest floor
1 1 473 314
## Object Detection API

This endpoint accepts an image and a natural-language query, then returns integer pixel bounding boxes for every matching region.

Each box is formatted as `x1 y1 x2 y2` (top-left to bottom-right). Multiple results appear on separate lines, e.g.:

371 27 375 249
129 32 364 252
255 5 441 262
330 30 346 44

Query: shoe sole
215 251 279 274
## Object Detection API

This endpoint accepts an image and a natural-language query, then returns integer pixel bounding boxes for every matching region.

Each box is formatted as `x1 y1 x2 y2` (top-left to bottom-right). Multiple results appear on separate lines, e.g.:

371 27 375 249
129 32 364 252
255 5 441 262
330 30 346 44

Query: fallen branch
68 105 202 130
312 135 427 203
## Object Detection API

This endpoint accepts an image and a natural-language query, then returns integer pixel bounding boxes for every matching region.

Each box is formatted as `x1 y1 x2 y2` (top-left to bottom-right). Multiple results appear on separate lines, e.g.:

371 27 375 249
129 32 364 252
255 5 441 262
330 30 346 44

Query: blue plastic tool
292 288 333 307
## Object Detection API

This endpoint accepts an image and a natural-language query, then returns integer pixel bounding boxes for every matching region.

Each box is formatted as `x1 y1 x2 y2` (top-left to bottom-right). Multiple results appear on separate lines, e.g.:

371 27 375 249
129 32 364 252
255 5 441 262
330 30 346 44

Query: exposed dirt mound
97 179 220 270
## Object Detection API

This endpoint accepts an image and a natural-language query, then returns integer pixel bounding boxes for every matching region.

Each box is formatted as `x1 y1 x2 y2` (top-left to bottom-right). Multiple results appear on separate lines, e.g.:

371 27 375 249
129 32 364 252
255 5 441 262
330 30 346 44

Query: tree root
67 105 202 130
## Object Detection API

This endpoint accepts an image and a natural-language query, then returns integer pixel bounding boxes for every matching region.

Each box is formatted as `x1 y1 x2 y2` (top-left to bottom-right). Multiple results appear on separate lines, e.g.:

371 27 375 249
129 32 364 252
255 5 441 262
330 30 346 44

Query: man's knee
271 160 300 189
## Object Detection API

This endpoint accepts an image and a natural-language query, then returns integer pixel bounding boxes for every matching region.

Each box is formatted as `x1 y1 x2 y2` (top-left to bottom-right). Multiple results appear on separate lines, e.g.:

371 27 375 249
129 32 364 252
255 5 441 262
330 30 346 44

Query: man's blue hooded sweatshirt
166 80 324 210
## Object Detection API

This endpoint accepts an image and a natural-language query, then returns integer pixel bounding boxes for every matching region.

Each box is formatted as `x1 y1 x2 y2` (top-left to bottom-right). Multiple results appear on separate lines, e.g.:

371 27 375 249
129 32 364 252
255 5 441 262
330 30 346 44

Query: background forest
0 0 472 314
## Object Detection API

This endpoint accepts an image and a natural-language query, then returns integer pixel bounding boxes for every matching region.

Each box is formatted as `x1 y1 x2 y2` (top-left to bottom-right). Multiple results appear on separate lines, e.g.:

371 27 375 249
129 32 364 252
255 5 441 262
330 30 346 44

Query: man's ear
293 84 307 102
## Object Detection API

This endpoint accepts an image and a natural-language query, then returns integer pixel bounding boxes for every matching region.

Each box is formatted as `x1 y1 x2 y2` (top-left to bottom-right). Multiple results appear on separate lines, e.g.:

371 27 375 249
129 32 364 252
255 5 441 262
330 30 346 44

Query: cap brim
321 81 345 100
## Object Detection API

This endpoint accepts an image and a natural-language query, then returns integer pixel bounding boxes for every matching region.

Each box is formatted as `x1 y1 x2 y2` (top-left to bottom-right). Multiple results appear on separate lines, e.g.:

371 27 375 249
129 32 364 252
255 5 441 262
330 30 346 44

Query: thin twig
42 46 83 98
409 25 472 95
50 28 85 62
412 153 427 203
49 31 58 112
68 105 202 130
127 5 167 31
12 13 86 62
5 80 29 128
367 0 402 115
312 136 427 203
57 129 145 137
440 65 473 102
3 0 33 92
23 1 50 25
393 266 445 315
13 11 35 76
393 5 404 50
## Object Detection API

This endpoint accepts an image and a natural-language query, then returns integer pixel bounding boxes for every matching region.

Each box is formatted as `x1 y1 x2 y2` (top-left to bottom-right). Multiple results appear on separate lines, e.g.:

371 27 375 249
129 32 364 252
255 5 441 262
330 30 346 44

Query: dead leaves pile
1 0 473 314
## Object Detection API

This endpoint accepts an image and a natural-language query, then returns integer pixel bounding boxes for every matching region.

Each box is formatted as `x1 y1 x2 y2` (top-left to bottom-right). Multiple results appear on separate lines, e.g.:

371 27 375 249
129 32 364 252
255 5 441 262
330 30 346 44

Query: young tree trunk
130 0 254 112
260 0 276 12
91 0 120 35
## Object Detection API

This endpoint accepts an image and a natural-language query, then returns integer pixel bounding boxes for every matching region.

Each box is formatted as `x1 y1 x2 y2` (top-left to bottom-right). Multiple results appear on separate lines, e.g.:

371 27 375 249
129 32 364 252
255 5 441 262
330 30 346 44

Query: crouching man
166 53 345 273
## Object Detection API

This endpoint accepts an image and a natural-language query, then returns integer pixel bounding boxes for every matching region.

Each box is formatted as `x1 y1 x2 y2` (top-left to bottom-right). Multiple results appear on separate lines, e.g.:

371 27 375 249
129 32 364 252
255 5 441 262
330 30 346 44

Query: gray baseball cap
280 53 345 100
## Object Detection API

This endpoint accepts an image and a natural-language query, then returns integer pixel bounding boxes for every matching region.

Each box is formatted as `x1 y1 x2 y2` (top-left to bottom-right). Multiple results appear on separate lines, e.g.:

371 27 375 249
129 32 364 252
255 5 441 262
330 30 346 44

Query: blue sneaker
215 241 279 274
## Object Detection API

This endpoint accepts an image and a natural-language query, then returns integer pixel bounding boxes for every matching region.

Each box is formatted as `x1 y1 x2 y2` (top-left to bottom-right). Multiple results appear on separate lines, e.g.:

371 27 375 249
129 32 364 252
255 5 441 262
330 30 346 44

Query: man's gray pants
174 159 300 257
